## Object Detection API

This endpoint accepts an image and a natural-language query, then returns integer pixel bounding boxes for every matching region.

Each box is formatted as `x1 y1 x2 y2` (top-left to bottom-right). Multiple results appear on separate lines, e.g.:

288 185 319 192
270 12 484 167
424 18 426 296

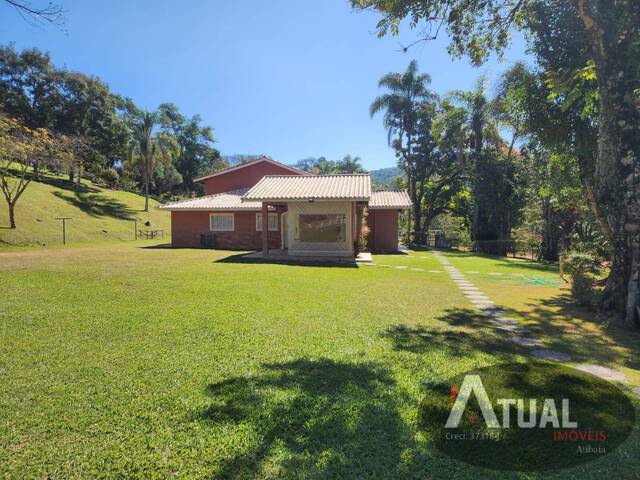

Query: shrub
563 252 604 309
100 168 119 188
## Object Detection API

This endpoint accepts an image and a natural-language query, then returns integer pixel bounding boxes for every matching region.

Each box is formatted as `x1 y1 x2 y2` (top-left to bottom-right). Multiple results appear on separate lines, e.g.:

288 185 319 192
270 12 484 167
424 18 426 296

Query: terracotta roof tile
242 174 371 202
369 190 412 209
158 189 266 211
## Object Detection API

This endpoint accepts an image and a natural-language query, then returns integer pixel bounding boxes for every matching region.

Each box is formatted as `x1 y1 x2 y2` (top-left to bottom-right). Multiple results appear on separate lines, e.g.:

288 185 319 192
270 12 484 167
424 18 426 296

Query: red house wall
171 210 281 250
202 160 304 195
367 209 399 252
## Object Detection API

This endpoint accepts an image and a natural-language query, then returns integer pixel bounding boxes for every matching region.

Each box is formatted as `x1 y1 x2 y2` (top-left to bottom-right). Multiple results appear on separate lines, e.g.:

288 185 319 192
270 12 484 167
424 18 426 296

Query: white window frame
209 213 234 231
256 212 278 231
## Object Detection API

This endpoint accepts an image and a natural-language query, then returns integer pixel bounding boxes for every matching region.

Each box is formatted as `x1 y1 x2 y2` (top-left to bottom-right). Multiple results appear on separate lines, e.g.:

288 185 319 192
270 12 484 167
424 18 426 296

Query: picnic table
138 229 164 240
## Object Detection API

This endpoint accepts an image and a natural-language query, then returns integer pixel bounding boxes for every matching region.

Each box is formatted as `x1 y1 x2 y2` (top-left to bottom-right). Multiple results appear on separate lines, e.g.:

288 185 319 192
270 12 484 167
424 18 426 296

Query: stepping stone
531 349 573 362
410 268 424 271
488 272 504 276
491 316 520 325
460 288 481 293
509 336 544 347
466 294 490 300
428 270 442 273
378 264 392 267
472 301 495 308
482 306 505 314
574 364 625 382
363 263 376 266
466 270 479 274
494 325 530 333
395 266 408 269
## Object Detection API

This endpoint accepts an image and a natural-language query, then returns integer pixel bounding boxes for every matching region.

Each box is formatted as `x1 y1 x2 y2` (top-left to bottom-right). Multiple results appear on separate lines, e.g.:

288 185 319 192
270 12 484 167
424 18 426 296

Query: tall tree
354 0 640 326
0 116 55 228
158 103 224 193
336 154 366 174
370 60 437 242
128 111 176 211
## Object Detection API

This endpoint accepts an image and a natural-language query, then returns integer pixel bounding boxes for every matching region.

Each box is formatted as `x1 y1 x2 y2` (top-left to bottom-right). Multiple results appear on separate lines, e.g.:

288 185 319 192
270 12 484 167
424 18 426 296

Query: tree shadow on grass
214 252 359 268
438 249 558 274
52 190 135 220
196 358 434 479
510 293 640 372
380 308 520 360
33 173 102 193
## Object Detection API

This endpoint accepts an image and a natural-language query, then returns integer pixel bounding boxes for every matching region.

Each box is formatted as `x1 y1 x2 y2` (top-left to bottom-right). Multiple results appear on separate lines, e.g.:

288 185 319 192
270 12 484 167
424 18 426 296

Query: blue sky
1 0 529 170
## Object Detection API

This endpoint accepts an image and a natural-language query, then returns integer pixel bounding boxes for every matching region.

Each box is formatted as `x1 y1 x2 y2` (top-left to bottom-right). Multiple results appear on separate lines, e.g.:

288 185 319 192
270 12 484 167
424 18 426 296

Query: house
158 156 411 257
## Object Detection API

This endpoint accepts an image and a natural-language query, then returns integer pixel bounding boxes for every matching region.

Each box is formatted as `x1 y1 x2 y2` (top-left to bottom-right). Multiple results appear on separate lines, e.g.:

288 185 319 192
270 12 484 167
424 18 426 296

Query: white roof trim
194 156 310 183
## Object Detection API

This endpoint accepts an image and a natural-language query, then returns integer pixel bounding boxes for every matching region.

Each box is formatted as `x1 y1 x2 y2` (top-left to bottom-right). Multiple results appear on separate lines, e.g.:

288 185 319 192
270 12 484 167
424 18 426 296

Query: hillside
0 172 171 248
370 167 402 187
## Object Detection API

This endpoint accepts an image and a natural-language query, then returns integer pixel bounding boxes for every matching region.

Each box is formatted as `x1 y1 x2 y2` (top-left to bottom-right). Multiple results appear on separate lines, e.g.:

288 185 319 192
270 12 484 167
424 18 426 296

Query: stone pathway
431 251 571 358
574 364 626 382
367 251 638 396
531 349 573 362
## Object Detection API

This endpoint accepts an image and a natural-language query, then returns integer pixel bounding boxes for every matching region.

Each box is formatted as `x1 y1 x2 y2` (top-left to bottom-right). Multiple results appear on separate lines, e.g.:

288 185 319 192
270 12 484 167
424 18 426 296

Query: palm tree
128 111 176 211
370 60 437 241
336 154 366 174
447 76 496 160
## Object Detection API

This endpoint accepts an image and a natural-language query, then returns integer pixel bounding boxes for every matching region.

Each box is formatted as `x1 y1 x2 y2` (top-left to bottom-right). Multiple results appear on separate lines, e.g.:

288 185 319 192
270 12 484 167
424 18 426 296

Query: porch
242 249 373 264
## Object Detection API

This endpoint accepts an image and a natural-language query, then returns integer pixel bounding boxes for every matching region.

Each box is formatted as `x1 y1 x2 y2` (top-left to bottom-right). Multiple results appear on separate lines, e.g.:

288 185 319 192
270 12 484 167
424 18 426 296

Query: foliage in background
294 154 367 175
0 45 223 199
0 115 56 228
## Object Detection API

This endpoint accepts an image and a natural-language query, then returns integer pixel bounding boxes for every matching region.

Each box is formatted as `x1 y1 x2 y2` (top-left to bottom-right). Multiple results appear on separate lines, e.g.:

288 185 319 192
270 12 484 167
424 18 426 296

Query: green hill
370 167 402 187
0 172 171 248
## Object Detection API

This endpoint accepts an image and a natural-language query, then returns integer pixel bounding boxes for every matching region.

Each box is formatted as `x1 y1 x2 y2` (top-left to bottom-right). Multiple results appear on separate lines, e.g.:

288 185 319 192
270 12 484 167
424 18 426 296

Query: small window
256 212 278 231
210 213 234 231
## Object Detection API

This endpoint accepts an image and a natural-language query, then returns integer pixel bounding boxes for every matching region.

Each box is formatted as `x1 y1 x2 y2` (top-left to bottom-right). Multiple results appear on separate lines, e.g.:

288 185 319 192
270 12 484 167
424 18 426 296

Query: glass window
256 213 278 231
299 214 346 242
210 213 234 231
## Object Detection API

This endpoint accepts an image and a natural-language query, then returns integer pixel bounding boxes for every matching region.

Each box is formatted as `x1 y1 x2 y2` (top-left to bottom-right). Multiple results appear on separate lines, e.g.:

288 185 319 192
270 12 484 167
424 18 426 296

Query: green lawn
1 246 638 479
0 171 170 248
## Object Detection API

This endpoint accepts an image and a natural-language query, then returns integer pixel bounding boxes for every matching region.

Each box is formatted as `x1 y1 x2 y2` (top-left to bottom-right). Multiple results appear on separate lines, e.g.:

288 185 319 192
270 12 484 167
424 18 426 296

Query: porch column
262 202 269 256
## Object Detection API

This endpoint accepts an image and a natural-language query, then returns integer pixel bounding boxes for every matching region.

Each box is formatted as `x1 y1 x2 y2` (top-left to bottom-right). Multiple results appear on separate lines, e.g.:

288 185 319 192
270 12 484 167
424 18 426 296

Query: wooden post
55 217 72 245
262 202 269 257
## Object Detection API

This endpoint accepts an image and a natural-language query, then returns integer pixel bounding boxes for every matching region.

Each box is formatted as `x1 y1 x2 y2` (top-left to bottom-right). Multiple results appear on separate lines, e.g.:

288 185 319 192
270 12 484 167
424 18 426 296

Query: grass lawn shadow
52 190 135 220
381 308 520 360
510 293 640 373
214 252 359 268
441 249 558 274
196 358 425 478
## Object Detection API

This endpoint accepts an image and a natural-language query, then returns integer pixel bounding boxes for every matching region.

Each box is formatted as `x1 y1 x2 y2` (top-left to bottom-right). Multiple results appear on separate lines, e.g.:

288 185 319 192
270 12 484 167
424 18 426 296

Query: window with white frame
209 213 234 231
256 212 278 231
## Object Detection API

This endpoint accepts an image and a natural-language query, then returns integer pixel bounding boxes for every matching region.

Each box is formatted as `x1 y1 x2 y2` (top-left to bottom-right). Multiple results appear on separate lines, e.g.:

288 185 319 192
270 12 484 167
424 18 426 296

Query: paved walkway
430 251 640 395
368 251 637 396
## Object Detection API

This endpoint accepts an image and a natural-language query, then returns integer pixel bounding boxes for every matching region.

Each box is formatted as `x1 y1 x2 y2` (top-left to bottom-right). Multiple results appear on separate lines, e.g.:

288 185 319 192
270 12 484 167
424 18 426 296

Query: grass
0 171 170 248
1 245 639 479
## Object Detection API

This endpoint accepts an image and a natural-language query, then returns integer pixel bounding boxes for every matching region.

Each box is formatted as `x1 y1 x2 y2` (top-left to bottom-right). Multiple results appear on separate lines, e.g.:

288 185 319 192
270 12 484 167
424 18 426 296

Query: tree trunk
411 182 422 244
144 155 150 212
542 200 559 261
8 202 16 229
144 177 149 212
576 0 640 327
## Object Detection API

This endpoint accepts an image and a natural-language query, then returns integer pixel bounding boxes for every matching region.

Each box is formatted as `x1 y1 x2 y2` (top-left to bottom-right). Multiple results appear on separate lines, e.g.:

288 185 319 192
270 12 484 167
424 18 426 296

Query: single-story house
158 156 411 257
